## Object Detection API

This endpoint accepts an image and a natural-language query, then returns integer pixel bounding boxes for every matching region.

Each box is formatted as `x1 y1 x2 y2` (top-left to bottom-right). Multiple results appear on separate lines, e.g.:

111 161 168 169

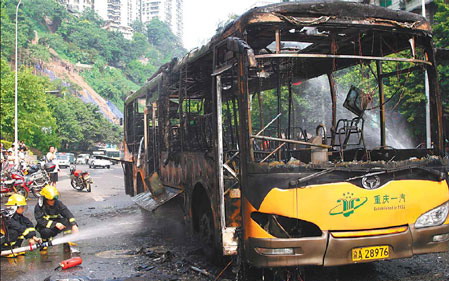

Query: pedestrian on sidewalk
45 146 59 186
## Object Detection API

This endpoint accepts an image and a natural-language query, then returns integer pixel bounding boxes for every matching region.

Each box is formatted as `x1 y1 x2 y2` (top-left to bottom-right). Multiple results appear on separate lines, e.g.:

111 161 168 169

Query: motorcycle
0 164 50 198
23 164 50 196
0 173 31 198
69 165 92 192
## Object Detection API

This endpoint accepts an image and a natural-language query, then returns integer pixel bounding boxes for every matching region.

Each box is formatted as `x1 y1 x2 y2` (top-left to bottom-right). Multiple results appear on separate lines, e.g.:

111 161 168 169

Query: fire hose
0 241 53 256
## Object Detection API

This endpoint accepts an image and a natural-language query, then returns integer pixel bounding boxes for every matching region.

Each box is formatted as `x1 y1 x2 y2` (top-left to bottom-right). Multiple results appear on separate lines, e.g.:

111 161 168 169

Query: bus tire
198 204 217 260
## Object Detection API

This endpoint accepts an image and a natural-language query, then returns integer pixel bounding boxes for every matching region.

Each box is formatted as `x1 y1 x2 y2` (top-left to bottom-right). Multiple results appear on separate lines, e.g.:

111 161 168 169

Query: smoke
294 74 416 149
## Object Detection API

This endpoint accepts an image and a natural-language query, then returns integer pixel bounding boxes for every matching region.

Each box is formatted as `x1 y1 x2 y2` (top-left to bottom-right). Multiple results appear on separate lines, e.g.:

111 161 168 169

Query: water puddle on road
0 245 72 280
95 249 139 259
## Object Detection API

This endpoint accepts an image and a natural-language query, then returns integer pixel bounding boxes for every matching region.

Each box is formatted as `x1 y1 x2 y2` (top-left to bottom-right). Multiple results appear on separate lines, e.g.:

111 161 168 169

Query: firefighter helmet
5 194 27 206
40 185 60 200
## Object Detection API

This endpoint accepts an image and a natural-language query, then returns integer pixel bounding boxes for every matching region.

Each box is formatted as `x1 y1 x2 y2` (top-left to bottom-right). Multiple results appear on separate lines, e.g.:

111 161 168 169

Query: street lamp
14 0 22 166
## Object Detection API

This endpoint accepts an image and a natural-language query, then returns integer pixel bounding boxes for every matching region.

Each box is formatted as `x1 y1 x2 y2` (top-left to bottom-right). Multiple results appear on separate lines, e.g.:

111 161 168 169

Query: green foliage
433 0 449 115
81 65 139 110
146 18 185 59
0 58 59 152
433 0 449 49
0 0 34 59
47 94 121 151
1 140 13 149
124 60 157 85
27 44 51 62
0 58 122 152
1 0 186 105
0 0 186 152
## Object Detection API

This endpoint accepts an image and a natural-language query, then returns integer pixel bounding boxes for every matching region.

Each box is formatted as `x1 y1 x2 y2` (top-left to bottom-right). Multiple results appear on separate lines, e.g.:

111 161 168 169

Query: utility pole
14 0 22 167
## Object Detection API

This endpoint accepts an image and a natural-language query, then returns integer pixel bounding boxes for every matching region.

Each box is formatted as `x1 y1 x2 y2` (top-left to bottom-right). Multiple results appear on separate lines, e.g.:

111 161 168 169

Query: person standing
46 146 59 186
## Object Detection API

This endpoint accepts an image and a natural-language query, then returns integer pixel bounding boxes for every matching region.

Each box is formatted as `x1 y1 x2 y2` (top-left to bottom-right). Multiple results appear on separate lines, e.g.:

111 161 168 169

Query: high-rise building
91 0 133 39
61 0 183 43
136 0 183 41
59 0 94 13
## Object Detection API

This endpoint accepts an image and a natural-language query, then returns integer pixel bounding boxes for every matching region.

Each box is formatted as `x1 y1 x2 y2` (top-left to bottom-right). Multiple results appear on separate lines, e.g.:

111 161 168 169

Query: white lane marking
92 196 105 201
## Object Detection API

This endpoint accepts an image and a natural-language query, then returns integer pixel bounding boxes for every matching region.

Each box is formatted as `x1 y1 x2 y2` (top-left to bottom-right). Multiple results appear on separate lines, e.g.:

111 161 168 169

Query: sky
183 0 278 50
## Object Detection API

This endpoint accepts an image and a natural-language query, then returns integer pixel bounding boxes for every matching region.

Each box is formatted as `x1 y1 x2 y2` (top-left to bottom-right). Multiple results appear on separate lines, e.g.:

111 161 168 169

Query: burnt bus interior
214 3 446 170
124 3 448 198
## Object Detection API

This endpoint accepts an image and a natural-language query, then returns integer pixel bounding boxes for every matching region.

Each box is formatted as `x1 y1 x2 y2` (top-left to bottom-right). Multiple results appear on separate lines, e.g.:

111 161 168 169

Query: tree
433 0 449 115
146 18 185 58
47 94 121 151
0 58 59 152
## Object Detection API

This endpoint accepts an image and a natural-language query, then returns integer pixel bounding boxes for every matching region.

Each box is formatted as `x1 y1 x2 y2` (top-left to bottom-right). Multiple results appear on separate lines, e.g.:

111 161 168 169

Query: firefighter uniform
1 212 37 250
34 199 77 240
34 185 77 241
1 194 38 252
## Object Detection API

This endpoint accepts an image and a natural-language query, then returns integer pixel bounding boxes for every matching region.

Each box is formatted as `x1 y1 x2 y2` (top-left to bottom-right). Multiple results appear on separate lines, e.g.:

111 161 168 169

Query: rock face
35 49 122 124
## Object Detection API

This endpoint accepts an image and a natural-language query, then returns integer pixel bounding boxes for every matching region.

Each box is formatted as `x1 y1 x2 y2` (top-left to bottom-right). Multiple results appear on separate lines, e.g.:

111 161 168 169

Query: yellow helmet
40 185 60 200
5 194 27 206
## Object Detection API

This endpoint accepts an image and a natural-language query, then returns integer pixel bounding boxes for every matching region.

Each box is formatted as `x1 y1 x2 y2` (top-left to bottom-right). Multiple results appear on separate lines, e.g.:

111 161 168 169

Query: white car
76 154 90 164
89 156 112 169
56 155 70 169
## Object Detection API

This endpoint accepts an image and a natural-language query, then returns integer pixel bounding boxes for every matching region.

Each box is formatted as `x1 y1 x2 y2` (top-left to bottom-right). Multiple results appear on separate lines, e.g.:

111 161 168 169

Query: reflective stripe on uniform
46 220 53 228
69 218 75 223
43 215 60 219
22 227 35 237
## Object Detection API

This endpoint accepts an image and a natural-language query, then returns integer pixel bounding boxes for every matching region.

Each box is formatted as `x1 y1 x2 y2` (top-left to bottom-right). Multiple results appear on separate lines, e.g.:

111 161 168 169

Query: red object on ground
58 257 82 269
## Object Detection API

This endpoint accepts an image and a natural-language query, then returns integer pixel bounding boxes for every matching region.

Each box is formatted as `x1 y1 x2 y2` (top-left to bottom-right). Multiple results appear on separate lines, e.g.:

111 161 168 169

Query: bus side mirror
119 118 123 126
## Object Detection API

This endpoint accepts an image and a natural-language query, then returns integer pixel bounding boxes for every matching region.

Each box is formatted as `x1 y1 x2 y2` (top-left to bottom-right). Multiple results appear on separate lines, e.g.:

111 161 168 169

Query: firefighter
1 194 42 257
34 185 79 246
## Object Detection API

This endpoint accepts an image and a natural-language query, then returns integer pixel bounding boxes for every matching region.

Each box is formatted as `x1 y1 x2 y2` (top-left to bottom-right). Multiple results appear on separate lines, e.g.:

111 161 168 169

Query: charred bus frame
123 2 449 274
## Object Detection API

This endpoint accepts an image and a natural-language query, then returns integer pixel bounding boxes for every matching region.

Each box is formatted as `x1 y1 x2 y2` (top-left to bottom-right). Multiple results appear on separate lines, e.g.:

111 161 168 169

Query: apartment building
59 0 184 41
137 0 183 41
59 0 94 13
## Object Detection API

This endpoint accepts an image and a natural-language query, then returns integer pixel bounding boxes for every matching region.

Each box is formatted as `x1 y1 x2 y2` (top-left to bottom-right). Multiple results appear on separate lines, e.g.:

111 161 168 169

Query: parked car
88 156 112 169
56 154 70 169
76 154 90 164
67 153 75 164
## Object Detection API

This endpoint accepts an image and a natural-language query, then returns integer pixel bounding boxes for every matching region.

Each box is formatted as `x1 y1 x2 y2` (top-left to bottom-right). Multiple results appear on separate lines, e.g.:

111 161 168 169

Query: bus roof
125 1 430 105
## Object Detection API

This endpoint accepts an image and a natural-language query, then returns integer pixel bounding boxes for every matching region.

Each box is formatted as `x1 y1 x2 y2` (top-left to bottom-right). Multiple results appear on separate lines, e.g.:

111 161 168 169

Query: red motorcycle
1 164 50 198
69 166 92 192
0 173 31 198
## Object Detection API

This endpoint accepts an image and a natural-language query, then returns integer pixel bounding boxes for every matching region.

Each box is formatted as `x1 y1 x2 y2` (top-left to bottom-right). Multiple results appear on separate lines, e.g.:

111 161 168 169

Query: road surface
1 165 448 281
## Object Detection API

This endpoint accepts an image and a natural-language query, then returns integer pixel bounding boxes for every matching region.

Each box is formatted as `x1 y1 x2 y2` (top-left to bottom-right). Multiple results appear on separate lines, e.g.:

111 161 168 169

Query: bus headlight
255 247 294 255
415 201 449 229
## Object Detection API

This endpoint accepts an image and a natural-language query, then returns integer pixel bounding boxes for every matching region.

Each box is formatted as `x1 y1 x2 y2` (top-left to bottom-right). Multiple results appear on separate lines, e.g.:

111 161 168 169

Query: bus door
133 88 183 212
213 38 256 255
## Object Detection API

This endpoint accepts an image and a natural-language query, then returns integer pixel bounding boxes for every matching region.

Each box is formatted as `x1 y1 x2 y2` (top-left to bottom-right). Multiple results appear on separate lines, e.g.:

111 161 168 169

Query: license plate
352 246 390 261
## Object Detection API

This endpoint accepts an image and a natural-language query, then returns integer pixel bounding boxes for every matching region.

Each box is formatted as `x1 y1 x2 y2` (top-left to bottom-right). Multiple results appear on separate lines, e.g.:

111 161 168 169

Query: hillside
2 0 184 111
0 0 185 152
38 48 121 123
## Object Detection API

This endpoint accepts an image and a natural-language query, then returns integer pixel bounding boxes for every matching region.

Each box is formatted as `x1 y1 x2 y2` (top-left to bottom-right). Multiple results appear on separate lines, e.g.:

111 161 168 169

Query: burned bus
123 1 449 277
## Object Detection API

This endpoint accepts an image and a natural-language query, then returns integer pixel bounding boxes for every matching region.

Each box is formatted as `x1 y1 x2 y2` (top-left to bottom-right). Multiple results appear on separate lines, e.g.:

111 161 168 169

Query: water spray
1 215 142 257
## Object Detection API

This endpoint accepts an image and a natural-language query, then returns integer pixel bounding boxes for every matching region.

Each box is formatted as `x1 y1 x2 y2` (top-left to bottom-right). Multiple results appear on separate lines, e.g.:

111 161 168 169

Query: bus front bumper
246 224 449 267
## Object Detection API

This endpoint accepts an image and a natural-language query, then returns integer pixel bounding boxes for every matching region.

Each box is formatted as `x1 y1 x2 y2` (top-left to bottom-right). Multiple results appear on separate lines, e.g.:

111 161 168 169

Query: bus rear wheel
199 212 213 244
198 206 216 259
